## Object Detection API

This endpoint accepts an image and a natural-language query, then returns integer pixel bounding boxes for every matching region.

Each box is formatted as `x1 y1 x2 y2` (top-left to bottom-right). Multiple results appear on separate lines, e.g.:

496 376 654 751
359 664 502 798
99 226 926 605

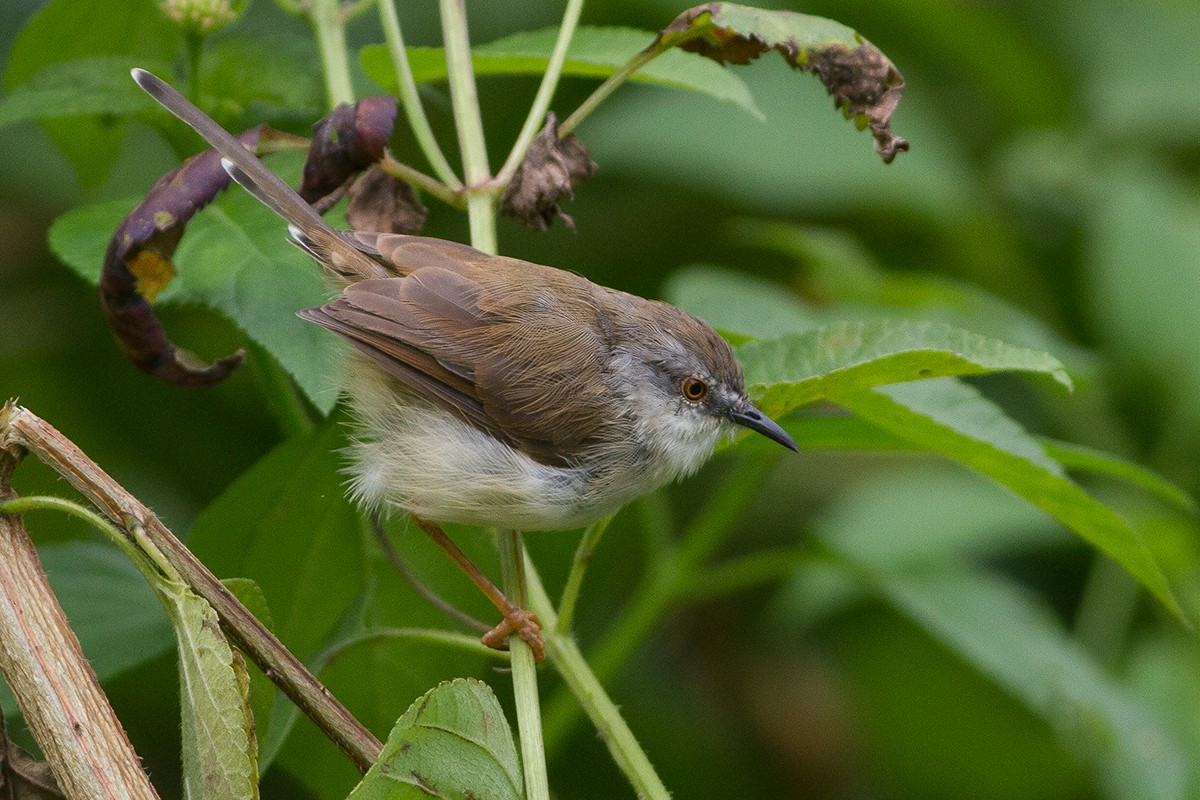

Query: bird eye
681 376 709 402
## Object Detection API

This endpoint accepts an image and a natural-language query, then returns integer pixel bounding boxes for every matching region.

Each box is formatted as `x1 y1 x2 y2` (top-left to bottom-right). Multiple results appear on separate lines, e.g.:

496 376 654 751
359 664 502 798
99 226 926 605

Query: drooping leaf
187 418 364 659
347 166 428 234
653 3 908 163
834 378 1182 619
849 565 1186 800
360 26 760 118
348 678 522 800
300 95 397 203
1039 439 1198 516
736 319 1071 418
156 578 258 800
47 153 346 413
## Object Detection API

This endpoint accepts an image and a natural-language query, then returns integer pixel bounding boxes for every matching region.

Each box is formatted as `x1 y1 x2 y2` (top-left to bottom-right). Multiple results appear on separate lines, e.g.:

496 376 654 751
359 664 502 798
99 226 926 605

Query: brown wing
299 261 613 466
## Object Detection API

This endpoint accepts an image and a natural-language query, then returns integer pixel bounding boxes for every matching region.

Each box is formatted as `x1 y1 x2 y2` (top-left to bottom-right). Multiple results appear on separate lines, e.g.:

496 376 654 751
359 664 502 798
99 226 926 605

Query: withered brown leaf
500 113 598 231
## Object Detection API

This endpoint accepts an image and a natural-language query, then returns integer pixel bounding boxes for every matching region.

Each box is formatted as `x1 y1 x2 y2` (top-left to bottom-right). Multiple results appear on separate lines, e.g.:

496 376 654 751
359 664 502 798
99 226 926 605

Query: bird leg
408 515 545 663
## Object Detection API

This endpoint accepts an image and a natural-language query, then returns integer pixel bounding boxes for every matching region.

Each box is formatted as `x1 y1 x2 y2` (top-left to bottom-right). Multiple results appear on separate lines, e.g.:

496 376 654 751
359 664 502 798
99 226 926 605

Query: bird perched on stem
132 68 798 660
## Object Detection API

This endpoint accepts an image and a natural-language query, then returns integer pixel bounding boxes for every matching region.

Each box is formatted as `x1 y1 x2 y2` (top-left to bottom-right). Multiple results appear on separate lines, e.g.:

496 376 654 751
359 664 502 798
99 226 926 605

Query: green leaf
360 26 760 118
348 678 522 800
736 319 1071 418
47 153 344 414
4 0 181 187
852 565 1186 800
664 264 816 341
188 418 365 658
1040 439 1198 516
835 378 1183 619
156 578 258 800
0 56 161 129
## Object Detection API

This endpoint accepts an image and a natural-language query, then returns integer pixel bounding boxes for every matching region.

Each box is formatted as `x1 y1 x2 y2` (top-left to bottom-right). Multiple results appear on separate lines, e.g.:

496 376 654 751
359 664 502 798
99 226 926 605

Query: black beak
727 403 799 452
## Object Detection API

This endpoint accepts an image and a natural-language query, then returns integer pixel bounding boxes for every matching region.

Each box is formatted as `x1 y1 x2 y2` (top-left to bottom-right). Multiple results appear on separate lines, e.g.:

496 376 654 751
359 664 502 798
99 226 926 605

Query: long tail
131 68 385 281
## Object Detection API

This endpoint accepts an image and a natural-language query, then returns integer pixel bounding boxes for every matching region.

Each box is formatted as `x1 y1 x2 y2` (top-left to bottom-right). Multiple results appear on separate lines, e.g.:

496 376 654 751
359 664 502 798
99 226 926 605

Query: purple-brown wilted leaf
501 113 597 231
299 96 398 205
656 3 908 163
101 126 272 387
346 166 428 234
0 714 64 799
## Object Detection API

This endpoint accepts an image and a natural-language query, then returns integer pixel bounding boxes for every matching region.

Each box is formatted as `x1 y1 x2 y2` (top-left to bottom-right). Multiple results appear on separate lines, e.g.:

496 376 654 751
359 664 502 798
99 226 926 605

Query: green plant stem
310 0 356 108
439 0 496 253
184 30 204 104
559 46 659 137
378 150 465 209
525 560 670 800
544 455 776 747
556 516 612 635
248 342 316 437
0 496 153 579
377 0 463 189
499 531 549 800
495 0 586 186
686 545 814 601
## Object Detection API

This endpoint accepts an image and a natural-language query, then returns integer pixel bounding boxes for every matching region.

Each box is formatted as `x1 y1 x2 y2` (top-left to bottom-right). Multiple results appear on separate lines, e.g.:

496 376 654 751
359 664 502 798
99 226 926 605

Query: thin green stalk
499 532 549 800
686 546 814 602
525 560 670 800
378 150 465 208
559 46 658 137
184 31 204 104
556 516 612 635
247 342 316 438
439 0 496 252
545 456 775 745
377 0 463 189
495 0 586 186
676 454 777 568
310 0 356 107
0 496 161 584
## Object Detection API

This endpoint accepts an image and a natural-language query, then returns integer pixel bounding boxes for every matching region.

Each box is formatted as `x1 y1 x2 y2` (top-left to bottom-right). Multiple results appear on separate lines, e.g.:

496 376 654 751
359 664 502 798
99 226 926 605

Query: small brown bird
133 69 797 659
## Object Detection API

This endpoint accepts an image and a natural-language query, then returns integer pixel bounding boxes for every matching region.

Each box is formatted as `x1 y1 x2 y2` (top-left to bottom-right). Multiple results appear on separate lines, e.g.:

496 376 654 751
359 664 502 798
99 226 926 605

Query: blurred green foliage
2 0 1199 798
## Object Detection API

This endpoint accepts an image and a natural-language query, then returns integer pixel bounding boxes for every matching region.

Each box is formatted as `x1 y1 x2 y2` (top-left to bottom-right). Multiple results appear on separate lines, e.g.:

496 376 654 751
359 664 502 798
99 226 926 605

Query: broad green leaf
664 264 816 341
736 319 1071 418
4 0 181 187
47 153 344 414
0 56 161 129
851 565 1186 800
360 26 760 118
348 678 522 800
188 419 364 659
835 378 1182 619
1040 439 1198 516
157 579 258 800
734 221 1099 377
199 35 324 128
222 577 278 753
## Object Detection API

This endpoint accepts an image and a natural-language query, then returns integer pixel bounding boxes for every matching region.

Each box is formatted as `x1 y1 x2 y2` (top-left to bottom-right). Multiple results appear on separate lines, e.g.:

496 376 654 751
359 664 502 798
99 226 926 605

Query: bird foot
482 606 545 663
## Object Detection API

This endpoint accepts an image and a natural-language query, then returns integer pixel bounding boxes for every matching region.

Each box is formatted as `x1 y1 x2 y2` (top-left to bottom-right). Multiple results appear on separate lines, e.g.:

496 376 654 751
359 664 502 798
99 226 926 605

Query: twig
0 401 383 773
0 438 159 798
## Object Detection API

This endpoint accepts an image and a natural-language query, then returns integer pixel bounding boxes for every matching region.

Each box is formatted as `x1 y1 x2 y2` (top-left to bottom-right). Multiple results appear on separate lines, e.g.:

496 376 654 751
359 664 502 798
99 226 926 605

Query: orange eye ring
681 376 709 402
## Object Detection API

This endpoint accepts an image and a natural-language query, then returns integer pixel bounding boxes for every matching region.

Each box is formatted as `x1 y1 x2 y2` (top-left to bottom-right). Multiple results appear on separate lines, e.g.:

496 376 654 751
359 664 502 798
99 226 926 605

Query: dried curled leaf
346 166 428 234
0 715 64 799
103 95 400 389
100 126 282 387
501 113 597 230
299 95 398 205
657 3 909 163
